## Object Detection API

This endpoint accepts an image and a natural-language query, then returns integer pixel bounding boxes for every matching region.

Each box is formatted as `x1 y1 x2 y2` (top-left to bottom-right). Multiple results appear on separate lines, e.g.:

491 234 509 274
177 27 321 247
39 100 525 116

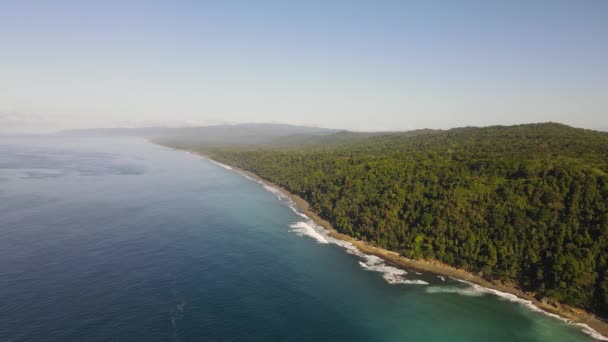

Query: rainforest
162 123 608 316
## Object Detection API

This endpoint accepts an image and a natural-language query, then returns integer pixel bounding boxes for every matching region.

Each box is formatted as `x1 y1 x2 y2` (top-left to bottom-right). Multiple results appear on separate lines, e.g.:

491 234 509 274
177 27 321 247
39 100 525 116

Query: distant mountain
60 126 182 137
61 123 340 145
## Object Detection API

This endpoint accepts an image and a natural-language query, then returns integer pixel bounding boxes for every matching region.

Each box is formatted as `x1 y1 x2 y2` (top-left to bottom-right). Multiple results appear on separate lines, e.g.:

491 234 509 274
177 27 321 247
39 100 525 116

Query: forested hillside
165 123 608 316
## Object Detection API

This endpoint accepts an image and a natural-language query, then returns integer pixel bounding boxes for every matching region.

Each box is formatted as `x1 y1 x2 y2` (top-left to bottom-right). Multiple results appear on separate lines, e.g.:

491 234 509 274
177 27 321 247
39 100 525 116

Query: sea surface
0 136 603 341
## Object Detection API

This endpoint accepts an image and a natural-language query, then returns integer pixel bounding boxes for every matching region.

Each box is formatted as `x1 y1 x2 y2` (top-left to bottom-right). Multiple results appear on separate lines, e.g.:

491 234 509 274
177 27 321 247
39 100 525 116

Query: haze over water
0 136 599 341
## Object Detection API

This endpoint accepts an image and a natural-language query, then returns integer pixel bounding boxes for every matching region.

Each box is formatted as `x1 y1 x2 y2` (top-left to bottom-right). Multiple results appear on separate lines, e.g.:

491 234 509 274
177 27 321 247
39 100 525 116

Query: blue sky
1 1 607 132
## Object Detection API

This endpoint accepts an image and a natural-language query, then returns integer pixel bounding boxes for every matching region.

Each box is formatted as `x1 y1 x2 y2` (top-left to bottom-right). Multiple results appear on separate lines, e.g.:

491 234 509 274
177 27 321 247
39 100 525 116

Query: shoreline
177 147 608 340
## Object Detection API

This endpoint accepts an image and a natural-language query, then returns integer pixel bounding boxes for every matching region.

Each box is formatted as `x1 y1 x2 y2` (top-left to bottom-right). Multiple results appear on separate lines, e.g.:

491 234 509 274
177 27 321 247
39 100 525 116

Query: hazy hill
61 123 340 146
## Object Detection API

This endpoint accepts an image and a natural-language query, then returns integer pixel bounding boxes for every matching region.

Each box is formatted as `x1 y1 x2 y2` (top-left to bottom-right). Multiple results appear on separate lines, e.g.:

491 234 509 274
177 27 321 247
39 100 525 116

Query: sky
1 0 607 132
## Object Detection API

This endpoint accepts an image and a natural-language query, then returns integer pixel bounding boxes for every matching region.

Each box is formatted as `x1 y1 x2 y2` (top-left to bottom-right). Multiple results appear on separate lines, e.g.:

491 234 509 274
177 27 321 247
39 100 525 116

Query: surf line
192 150 608 341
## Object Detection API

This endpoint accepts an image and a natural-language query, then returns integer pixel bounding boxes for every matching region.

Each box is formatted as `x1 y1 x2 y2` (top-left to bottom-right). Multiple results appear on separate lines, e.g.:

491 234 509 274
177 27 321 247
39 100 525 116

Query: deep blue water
0 136 601 341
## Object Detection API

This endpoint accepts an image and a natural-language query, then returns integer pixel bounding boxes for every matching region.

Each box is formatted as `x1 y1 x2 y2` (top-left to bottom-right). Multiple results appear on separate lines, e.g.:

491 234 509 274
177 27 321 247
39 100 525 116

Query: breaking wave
263 184 288 201
186 151 232 170
426 278 608 341
208 159 232 170
195 153 608 341
426 286 485 297
233 165 430 286
356 255 426 284
286 200 428 285
289 222 329 244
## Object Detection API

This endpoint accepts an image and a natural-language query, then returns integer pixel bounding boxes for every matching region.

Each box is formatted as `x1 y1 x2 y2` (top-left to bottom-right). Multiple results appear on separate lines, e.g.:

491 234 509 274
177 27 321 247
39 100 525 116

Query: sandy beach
180 148 608 340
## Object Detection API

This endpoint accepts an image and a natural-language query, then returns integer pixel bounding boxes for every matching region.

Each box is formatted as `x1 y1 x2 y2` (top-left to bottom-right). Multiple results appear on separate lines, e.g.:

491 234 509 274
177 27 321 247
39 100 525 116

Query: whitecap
356 255 431 285
289 221 329 244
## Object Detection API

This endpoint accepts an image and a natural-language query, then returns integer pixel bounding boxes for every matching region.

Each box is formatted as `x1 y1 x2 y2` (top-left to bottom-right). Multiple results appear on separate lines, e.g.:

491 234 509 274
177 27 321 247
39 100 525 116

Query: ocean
0 136 602 341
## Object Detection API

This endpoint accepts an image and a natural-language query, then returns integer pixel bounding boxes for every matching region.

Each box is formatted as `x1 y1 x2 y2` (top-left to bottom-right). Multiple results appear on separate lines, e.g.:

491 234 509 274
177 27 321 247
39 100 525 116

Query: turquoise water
0 136 602 341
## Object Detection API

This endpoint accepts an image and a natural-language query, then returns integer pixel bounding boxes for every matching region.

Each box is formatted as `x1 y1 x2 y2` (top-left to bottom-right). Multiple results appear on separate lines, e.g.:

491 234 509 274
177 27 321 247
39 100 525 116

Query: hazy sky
1 1 607 132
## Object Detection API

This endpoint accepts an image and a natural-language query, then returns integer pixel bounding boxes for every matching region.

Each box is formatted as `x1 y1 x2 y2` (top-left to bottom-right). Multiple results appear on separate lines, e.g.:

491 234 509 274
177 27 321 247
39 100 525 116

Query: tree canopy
164 123 608 316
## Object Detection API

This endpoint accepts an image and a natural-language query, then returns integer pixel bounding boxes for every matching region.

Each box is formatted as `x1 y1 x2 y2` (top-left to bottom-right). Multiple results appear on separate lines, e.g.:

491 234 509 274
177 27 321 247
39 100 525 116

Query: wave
426 286 485 297
289 222 329 244
352 248 431 285
208 159 232 170
399 279 430 285
235 168 431 286
188 152 233 170
282 192 428 286
358 255 404 278
358 258 403 275
194 154 607 341
259 173 608 340
438 279 608 341
262 184 289 201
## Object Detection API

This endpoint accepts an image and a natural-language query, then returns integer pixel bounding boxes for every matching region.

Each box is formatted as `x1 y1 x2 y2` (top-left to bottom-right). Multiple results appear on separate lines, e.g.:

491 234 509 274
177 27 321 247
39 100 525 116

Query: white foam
262 184 287 199
360 255 406 274
399 279 430 285
289 222 329 244
356 255 430 285
437 275 446 282
426 286 486 297
219 163 233 170
201 155 233 170
444 278 608 341
582 328 608 341
187 151 233 170
244 169 430 286
362 254 386 266
358 260 407 275
288 204 310 219
191 153 608 341
240 173 257 181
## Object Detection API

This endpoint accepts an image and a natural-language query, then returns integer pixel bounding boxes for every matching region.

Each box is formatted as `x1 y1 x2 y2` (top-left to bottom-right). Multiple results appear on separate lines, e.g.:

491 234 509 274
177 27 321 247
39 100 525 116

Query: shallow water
0 136 601 341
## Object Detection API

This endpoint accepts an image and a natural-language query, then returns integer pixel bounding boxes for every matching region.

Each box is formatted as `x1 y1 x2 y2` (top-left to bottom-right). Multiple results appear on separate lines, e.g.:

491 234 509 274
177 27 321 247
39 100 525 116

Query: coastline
177 147 608 340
